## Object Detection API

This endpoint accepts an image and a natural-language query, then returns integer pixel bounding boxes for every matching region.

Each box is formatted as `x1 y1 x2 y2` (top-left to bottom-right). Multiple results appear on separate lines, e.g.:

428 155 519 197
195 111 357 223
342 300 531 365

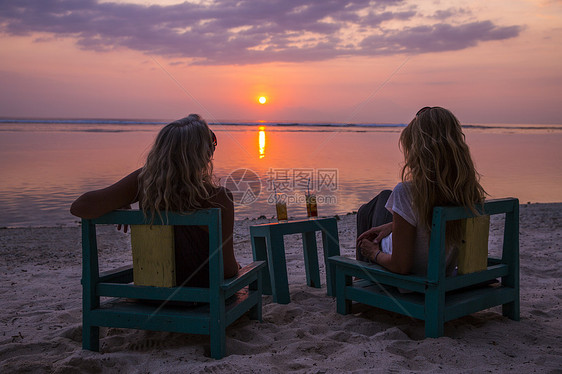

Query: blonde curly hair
400 107 486 242
138 114 218 221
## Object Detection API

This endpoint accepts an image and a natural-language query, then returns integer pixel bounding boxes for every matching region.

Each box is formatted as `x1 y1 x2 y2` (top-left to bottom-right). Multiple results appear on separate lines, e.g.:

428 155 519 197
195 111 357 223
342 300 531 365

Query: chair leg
210 318 226 359
209 295 227 359
502 202 520 321
425 288 444 338
424 319 443 338
82 323 100 352
209 330 226 359
335 269 352 315
249 299 263 322
249 278 263 322
500 260 520 321
502 300 520 321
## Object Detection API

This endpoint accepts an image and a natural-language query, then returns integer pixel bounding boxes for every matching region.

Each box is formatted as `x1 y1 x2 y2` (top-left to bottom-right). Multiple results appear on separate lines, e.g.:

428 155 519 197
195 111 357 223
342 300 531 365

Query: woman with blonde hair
70 114 239 286
357 107 486 275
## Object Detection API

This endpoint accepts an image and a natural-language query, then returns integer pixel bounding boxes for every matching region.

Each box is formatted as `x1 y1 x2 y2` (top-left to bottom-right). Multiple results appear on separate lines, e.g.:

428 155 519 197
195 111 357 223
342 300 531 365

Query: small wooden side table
250 218 340 304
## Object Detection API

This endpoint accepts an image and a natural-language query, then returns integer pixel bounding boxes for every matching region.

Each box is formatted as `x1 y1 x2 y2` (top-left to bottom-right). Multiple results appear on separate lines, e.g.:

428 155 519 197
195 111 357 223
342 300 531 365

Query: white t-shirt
381 182 456 276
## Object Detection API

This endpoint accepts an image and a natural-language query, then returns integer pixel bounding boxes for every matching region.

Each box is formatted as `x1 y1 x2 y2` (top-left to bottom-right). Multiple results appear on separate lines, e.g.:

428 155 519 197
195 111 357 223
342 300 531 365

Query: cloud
361 21 523 53
427 7 472 20
0 0 522 65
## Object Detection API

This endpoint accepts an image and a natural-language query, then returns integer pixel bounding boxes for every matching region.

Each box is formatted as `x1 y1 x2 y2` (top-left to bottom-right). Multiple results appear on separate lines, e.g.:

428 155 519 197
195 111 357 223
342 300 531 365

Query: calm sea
1 119 561 227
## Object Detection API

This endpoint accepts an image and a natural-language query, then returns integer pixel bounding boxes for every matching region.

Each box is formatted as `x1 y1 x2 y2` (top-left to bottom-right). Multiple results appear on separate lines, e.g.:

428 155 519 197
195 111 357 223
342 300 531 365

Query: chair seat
346 280 515 322
92 288 257 335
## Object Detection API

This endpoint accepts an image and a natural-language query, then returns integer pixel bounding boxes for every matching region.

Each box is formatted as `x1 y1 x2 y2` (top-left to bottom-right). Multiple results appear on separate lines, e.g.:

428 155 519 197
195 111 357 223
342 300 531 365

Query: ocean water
0 119 561 227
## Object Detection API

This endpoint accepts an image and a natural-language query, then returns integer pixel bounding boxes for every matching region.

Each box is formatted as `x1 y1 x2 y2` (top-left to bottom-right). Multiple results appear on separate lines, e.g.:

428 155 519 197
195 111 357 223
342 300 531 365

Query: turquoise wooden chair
81 208 266 359
329 198 519 337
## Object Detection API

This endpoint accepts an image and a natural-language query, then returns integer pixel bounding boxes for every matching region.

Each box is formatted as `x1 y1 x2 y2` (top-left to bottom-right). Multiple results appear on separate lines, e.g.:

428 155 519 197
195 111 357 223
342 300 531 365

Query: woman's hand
357 222 392 247
117 204 132 233
358 238 380 263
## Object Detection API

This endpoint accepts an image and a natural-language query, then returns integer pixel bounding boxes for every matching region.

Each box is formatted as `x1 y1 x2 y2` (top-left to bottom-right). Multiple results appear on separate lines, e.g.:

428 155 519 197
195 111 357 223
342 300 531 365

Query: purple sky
0 0 521 64
0 0 560 124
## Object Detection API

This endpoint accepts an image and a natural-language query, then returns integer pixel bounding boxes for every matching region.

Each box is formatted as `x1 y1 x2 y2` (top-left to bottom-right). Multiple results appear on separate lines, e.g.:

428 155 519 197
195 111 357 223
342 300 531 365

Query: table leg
302 231 321 288
321 219 340 297
251 234 272 295
267 232 291 304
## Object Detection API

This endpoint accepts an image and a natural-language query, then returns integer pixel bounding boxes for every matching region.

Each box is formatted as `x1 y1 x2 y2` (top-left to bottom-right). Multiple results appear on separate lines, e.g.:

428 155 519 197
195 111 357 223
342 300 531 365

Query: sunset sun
258 96 267 105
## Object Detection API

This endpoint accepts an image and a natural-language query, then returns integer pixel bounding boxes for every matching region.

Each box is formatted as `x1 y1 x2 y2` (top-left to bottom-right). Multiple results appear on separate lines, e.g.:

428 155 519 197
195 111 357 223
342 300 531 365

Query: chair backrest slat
457 215 490 275
131 225 176 287
208 210 223 290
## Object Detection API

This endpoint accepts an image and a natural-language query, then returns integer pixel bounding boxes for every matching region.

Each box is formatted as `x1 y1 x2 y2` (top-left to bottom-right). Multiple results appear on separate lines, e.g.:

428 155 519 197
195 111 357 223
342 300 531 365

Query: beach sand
1 203 560 373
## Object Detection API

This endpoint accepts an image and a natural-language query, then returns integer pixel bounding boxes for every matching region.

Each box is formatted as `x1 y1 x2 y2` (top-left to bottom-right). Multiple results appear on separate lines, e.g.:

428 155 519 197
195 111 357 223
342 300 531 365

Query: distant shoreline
1 118 561 131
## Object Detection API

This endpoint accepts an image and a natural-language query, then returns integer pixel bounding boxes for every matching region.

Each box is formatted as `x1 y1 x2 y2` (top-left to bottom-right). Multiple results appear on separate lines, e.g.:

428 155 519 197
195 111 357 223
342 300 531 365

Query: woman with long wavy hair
70 114 239 286
357 107 486 275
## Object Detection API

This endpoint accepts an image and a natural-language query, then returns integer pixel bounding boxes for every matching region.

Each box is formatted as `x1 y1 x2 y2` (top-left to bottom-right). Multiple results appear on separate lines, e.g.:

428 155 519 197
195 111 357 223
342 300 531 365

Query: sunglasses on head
416 106 433 116
210 130 217 147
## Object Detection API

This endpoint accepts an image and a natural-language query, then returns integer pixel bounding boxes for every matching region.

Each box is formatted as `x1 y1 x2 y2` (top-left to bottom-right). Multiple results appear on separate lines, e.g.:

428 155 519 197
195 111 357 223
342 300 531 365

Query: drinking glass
306 194 318 219
276 195 288 222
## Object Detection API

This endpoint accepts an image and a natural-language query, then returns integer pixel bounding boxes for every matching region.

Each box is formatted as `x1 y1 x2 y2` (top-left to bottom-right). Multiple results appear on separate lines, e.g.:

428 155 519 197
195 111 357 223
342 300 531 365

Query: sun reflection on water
258 126 266 159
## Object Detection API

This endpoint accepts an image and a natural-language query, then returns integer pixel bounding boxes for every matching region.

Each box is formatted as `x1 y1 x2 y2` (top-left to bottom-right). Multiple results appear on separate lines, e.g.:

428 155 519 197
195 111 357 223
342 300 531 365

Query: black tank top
174 224 211 288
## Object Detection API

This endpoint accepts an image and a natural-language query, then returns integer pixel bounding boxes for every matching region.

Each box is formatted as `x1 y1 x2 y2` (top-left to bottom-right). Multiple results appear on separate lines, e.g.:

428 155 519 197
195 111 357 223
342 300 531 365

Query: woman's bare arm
360 212 416 274
70 169 141 219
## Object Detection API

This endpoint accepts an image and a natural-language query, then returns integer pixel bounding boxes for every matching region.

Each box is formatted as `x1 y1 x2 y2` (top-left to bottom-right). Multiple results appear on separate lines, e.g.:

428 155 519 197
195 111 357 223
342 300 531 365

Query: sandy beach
0 203 560 373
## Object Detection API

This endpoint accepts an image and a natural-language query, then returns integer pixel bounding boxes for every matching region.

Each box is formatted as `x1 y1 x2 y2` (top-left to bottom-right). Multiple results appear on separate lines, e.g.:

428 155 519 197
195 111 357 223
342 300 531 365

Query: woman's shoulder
208 185 234 207
392 181 412 196
389 182 414 210
388 181 417 226
210 185 233 198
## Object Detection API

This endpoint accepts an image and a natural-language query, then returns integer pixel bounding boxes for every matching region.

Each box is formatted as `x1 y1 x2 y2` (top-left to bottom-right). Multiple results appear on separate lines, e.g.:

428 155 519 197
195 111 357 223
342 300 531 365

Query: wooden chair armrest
443 264 508 291
221 261 266 291
329 255 430 292
98 265 134 284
